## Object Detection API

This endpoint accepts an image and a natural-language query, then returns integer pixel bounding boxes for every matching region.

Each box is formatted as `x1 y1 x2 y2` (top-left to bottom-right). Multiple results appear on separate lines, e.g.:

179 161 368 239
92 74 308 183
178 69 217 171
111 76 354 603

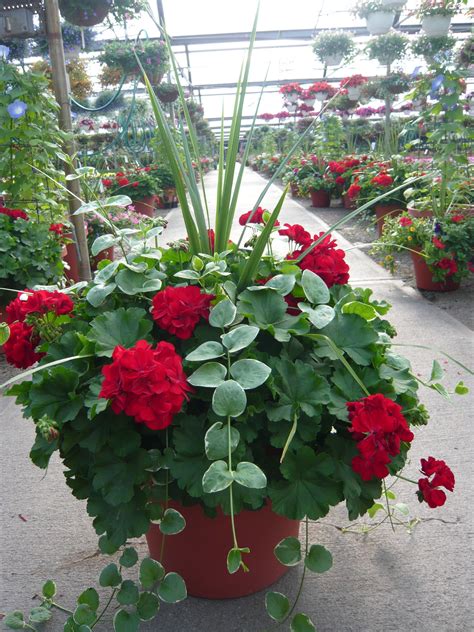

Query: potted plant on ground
418 0 461 37
99 39 169 87
375 211 474 290
312 30 355 67
366 31 408 65
340 74 368 100
102 168 161 217
411 34 456 65
355 0 397 35
279 82 302 104
0 207 65 320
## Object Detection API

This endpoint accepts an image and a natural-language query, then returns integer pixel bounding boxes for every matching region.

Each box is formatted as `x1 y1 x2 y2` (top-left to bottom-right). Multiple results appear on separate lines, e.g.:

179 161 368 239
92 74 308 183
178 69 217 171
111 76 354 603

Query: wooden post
384 63 392 159
44 0 91 281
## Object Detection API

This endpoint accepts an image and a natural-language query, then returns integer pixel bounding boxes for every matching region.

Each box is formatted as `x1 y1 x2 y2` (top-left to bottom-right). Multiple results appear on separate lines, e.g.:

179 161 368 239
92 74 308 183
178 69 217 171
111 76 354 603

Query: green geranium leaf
158 572 187 603
42 579 56 599
265 591 290 622
274 536 301 566
136 592 160 621
221 325 259 353
238 289 288 327
291 613 316 632
139 558 165 589
113 609 140 632
186 341 225 361
212 380 247 417
187 362 227 387
0 322 10 345
86 283 116 307
342 301 378 321
73 604 95 626
119 547 139 568
159 508 186 535
270 358 330 419
205 421 240 460
3 611 26 629
202 460 234 493
89 308 152 357
269 446 342 520
117 580 140 606
301 269 330 304
298 303 335 329
77 588 99 610
99 563 122 588
305 544 333 573
29 606 52 624
29 367 82 423
230 359 271 389
209 299 237 328
319 313 378 365
233 462 267 489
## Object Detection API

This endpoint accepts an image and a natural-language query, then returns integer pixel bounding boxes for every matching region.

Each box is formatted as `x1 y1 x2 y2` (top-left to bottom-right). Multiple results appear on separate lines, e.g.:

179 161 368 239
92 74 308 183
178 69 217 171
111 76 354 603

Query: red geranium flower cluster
347 393 414 481
4 290 75 368
399 216 413 227
341 74 368 88
279 82 302 95
432 236 445 249
417 457 455 508
99 340 192 430
308 81 336 96
371 173 394 187
49 223 66 236
0 206 28 221
450 214 464 223
278 223 311 245
287 231 350 287
6 289 74 324
328 158 360 175
151 285 214 339
347 183 361 199
437 257 457 275
239 206 280 226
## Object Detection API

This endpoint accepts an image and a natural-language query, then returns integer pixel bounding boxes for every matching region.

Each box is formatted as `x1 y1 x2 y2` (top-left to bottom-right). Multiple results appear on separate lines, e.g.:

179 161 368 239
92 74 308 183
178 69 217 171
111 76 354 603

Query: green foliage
100 40 169 85
366 33 408 66
312 30 355 63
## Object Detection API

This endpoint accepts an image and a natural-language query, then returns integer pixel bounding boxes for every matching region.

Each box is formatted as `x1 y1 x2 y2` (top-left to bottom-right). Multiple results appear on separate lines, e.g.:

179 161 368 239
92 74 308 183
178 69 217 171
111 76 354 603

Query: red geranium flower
437 257 457 275
3 321 44 369
335 176 345 185
0 206 28 221
417 457 455 508
117 177 130 187
348 393 414 481
288 232 350 287
278 223 311 246
49 223 65 236
371 173 394 187
399 217 412 227
6 290 74 324
151 286 214 339
131 181 139 188
432 236 445 249
347 184 361 199
99 340 192 430
451 214 464 223
102 179 113 188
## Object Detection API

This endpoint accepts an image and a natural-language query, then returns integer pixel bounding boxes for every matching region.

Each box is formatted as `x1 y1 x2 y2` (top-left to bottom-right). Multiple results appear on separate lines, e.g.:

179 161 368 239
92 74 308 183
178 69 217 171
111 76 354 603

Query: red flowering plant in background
279 82 302 98
101 165 162 201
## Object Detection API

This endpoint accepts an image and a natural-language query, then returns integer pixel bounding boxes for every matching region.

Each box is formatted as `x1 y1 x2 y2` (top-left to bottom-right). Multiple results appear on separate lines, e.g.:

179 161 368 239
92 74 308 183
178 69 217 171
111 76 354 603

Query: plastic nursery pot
91 246 114 271
146 501 300 599
365 11 395 35
322 52 343 66
58 0 110 26
410 250 459 292
133 196 156 217
422 15 452 37
374 204 403 236
347 86 362 100
310 189 331 208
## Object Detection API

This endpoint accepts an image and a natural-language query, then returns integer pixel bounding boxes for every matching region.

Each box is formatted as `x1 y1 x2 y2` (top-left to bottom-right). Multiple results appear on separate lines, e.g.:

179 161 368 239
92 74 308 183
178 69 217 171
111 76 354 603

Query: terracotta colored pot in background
310 189 331 208
91 247 114 271
63 235 80 282
58 0 110 26
408 207 433 219
342 194 356 210
410 250 459 292
146 502 300 599
290 183 299 198
375 204 403 236
134 196 156 217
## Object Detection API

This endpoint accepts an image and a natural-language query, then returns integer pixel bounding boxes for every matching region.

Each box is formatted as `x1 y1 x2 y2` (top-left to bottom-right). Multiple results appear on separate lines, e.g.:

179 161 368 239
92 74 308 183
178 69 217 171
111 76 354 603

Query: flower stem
90 588 117 629
382 480 395 533
394 473 418 485
50 602 74 615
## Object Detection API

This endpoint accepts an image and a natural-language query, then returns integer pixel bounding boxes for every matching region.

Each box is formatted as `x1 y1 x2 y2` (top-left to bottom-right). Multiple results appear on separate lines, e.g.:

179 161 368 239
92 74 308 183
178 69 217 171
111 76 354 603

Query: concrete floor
1 168 473 631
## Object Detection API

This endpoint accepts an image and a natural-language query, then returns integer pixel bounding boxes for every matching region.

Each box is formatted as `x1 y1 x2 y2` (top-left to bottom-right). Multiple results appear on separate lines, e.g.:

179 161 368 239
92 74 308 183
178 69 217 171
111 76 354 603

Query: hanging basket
58 0 111 27
366 11 395 35
421 15 452 37
321 52 344 67
347 86 362 100
155 85 179 103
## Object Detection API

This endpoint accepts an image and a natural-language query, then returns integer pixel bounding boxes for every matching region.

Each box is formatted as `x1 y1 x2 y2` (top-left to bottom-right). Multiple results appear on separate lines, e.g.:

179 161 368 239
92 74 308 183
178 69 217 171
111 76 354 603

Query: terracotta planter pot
310 189 331 208
342 193 356 210
146 502 300 599
290 183 300 198
134 196 155 217
374 204 403 236
58 0 110 26
410 250 459 292
92 247 114 271
63 234 80 282
408 207 433 219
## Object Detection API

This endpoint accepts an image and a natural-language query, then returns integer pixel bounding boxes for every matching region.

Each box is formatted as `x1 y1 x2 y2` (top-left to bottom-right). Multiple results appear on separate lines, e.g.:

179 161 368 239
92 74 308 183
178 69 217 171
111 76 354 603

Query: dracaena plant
0 13 469 632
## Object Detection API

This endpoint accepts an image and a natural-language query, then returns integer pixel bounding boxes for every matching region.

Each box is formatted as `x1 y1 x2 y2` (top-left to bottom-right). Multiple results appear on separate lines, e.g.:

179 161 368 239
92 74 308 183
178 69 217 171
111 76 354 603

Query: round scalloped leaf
274 536 302 566
305 544 333 573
